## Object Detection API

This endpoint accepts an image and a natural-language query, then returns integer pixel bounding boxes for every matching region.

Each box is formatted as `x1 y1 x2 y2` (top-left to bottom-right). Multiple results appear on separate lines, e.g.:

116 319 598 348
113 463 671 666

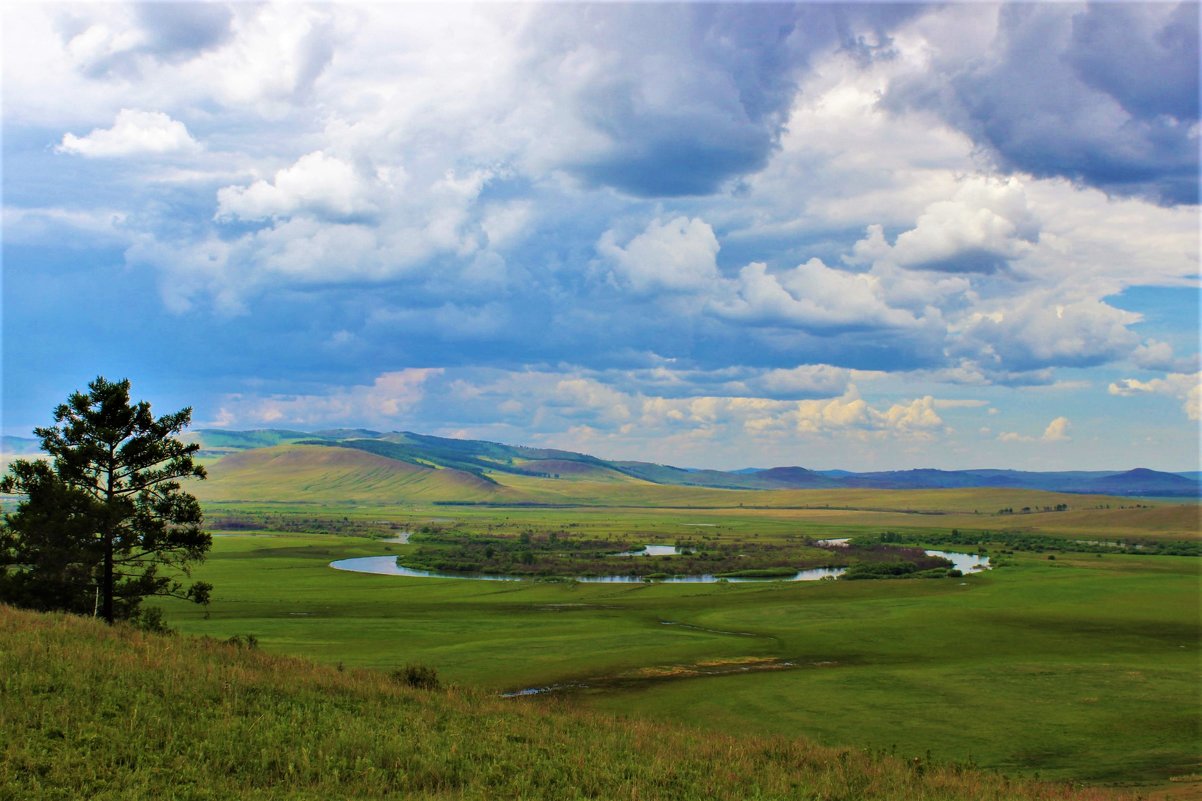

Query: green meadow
2 605 1134 801
155 497 1201 795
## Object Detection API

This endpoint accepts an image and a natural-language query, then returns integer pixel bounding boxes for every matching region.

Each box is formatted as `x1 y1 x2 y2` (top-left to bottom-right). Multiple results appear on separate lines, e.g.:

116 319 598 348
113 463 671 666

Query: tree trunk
102 450 115 624
102 533 114 624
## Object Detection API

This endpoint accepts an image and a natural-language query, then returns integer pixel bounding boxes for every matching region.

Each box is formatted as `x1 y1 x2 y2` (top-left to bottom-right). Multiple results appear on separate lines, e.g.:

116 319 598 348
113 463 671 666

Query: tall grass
0 606 1130 801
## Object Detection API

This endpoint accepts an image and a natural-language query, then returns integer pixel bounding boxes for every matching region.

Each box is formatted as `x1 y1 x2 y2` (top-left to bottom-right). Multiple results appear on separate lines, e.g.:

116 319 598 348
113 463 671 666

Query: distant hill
753 466 841 489
191 428 1202 498
1079 468 1201 497
199 444 505 503
0 436 42 456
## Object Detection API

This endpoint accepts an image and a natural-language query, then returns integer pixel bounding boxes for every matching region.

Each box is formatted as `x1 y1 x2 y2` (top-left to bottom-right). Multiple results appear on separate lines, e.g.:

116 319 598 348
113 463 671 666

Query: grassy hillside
198 444 507 503
195 444 1199 539
188 428 1199 497
192 440 1197 538
0 605 1132 801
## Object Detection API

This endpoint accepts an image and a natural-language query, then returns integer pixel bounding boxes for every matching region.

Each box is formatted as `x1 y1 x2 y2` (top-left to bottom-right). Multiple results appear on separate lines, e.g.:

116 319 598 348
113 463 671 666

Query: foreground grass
0 606 1131 801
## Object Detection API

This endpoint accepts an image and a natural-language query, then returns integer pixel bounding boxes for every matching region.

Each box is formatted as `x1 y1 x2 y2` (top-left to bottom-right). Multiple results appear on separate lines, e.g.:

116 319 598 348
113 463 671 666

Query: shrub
392 663 440 690
130 606 175 635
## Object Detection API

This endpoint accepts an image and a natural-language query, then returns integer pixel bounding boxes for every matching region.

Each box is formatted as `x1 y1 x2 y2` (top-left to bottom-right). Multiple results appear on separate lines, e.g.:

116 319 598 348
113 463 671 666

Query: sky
2 1 1199 472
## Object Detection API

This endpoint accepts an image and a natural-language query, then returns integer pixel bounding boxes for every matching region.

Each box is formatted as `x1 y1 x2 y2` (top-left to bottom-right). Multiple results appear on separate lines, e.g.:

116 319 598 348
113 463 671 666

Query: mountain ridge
4 429 1197 497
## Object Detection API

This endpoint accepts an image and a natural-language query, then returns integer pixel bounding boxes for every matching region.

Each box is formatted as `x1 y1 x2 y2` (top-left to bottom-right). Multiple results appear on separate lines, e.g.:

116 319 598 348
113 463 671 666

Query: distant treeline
867 530 1201 557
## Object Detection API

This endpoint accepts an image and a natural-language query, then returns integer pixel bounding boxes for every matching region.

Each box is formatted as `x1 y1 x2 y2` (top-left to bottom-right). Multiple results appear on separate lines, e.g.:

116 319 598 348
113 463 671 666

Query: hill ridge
190 428 1201 498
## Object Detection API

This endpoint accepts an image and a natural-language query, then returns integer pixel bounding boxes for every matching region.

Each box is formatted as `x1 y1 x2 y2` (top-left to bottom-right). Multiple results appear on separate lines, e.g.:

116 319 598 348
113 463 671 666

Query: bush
392 663 440 690
130 606 175 635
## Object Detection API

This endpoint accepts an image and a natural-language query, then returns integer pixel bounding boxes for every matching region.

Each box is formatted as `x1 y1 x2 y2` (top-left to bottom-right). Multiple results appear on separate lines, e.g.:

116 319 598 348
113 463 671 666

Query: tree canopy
0 376 211 624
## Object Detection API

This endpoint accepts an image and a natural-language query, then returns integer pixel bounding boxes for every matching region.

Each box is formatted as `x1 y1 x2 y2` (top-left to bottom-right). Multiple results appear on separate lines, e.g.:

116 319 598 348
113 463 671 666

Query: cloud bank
3 2 1198 470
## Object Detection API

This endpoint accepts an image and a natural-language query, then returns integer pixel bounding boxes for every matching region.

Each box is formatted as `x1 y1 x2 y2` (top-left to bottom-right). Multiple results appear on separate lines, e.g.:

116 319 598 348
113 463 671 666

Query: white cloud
2 206 129 244
216 151 377 222
1130 340 1180 372
436 370 951 446
58 109 198 157
1042 416 1071 442
599 216 721 295
755 365 851 399
1109 372 1201 421
953 295 1141 374
851 177 1039 273
793 390 944 436
712 259 921 332
999 416 1072 443
198 4 338 110
208 369 443 428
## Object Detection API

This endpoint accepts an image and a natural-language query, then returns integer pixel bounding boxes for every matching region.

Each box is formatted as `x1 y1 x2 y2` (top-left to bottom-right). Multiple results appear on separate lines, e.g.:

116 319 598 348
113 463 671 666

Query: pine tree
0 377 211 623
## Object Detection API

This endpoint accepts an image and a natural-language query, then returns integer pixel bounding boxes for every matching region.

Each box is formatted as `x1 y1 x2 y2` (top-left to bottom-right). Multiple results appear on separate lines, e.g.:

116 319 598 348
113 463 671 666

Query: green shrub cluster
870 530 1200 556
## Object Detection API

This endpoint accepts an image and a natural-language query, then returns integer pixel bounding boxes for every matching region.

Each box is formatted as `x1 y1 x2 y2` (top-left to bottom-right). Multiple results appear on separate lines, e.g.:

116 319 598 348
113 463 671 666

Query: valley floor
151 497 1201 795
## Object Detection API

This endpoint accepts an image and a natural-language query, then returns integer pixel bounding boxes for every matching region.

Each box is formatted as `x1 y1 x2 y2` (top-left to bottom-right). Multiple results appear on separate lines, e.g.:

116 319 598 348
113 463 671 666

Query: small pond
926 549 990 573
612 544 683 557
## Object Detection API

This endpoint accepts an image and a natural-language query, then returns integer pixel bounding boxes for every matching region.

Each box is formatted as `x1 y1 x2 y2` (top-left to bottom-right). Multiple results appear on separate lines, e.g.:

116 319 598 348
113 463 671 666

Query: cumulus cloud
1109 372 1202 421
630 386 947 440
216 151 377 222
1042 416 1071 442
599 216 721 295
1130 340 1183 372
998 416 1071 443
712 259 921 332
434 370 951 447
754 365 851 400
208 369 443 428
792 391 945 437
594 364 852 401
851 178 1039 273
953 295 1141 375
58 109 198 157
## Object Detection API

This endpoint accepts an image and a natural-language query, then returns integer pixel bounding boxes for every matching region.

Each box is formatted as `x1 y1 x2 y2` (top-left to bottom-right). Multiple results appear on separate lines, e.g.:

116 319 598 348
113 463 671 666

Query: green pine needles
0 376 211 624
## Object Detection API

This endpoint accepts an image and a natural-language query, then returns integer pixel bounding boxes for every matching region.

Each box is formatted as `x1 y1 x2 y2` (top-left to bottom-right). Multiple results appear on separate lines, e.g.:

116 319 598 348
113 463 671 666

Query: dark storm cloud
534 3 924 197
884 3 1199 206
1067 2 1198 122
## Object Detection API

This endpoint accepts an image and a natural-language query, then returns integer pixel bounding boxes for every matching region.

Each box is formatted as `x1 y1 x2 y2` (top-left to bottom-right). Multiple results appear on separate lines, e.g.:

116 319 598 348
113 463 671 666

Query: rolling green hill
193 440 1200 539
0 605 1130 801
198 444 507 504
190 428 1201 497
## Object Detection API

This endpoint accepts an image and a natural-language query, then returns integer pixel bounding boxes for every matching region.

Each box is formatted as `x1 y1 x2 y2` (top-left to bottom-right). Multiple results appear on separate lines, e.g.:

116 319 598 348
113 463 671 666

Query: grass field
2 605 1139 801
153 495 1201 794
